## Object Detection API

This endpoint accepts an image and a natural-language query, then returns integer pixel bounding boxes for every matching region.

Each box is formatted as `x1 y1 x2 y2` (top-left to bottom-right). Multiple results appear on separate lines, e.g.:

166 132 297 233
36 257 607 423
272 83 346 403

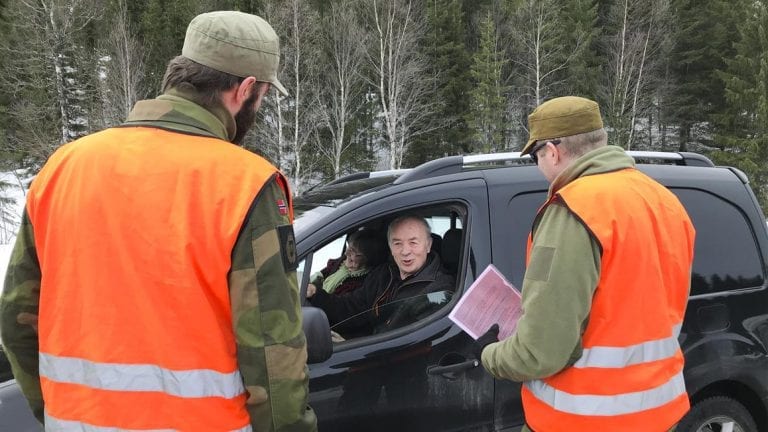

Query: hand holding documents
449 264 522 340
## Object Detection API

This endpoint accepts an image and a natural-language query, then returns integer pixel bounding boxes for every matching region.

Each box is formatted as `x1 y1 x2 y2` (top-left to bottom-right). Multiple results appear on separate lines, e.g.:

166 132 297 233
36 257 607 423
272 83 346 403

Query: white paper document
449 264 522 340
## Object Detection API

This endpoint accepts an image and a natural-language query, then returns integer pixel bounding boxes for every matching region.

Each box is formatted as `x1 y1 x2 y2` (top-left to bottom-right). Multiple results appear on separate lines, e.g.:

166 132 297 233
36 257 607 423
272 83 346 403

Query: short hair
537 128 608 159
161 56 243 108
387 215 432 243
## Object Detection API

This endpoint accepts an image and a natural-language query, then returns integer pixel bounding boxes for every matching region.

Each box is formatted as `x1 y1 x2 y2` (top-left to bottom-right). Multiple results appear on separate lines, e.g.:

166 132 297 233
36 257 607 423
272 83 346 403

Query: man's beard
232 92 258 145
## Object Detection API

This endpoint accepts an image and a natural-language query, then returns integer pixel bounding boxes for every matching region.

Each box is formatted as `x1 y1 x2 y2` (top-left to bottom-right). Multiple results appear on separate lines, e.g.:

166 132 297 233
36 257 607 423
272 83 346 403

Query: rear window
673 188 765 296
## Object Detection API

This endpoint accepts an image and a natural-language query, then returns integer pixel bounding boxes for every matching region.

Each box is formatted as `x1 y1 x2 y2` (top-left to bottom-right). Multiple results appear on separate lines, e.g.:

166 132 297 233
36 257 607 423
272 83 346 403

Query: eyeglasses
529 139 561 165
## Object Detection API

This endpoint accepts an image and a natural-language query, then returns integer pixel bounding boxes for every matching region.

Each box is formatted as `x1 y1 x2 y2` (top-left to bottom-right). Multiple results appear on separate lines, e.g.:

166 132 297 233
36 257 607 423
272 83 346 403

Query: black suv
2 151 767 432
297 151 768 432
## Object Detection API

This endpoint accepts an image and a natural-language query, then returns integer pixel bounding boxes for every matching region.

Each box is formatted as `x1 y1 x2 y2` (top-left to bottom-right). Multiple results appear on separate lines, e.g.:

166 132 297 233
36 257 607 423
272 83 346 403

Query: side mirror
302 306 332 364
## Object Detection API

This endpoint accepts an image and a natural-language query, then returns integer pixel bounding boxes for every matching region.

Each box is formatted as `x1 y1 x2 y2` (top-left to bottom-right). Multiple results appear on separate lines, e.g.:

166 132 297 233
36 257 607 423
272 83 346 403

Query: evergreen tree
712 0 768 211
665 0 739 151
466 12 507 153
407 0 471 166
0 0 104 165
556 0 601 98
140 0 201 95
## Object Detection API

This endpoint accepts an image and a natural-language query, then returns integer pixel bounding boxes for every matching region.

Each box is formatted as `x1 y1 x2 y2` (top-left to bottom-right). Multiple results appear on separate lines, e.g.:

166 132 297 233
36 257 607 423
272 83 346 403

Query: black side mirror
302 306 332 364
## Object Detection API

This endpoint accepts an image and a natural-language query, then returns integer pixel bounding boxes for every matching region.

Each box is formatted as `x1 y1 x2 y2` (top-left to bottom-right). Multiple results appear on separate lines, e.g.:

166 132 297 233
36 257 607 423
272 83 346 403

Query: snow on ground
0 171 28 294
0 243 12 288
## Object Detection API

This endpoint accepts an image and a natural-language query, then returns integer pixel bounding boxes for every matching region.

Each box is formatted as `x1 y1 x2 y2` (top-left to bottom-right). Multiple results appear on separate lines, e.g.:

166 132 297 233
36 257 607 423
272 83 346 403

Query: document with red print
449 264 522 340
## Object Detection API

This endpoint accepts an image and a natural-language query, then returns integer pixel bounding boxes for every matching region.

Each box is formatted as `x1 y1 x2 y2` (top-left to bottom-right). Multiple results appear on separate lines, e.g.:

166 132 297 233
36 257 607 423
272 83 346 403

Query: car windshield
294 176 398 231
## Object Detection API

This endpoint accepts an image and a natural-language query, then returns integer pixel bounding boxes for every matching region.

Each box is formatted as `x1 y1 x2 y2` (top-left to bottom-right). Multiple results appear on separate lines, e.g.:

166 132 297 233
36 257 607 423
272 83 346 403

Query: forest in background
0 0 766 217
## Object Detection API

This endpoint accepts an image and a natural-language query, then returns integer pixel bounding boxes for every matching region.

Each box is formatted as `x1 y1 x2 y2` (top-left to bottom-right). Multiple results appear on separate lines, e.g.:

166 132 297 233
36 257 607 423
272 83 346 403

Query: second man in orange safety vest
475 96 695 432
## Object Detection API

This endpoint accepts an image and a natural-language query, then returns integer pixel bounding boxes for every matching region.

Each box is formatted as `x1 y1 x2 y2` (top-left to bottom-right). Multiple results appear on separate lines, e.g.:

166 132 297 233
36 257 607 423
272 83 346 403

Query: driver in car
306 215 455 337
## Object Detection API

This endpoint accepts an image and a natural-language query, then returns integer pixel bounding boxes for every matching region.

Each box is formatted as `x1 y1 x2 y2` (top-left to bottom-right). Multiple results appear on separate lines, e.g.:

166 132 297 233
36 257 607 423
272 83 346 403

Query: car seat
441 227 462 275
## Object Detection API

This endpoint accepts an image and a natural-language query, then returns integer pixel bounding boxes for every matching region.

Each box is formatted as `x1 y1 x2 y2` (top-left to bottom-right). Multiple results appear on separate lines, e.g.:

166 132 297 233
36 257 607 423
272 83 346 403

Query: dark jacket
310 252 454 335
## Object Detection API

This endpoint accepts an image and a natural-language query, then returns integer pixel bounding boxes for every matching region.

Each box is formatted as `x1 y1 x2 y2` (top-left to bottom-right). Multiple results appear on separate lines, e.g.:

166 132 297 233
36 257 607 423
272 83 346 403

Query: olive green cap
521 96 603 155
182 11 288 96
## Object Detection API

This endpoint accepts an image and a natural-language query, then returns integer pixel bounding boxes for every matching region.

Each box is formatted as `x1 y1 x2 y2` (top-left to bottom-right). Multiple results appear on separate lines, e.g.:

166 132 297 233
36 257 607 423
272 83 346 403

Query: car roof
294 150 746 238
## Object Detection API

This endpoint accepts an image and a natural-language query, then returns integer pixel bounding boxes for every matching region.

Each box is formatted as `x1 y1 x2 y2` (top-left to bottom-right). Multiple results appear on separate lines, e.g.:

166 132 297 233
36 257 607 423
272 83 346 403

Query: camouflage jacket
0 87 317 431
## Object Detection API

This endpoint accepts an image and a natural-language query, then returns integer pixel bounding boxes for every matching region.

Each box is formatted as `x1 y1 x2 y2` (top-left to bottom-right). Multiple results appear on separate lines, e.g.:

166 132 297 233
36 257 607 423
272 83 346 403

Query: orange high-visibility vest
26 126 291 431
522 168 695 432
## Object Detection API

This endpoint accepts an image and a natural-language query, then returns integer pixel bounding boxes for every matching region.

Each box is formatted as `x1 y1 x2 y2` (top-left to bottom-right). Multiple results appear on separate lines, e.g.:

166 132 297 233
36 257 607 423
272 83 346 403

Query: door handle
427 359 479 380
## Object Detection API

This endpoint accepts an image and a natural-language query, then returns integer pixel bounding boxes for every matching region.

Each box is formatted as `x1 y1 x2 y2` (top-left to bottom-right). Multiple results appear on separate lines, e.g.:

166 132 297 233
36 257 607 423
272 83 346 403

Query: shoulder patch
276 199 288 216
277 224 298 271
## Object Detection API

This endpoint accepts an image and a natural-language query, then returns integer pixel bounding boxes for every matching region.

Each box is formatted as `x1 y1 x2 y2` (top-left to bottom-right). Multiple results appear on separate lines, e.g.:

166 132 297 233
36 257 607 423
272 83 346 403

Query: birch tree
249 0 322 193
600 0 671 149
0 0 101 163
367 0 439 169
315 0 368 179
97 0 147 127
507 0 583 108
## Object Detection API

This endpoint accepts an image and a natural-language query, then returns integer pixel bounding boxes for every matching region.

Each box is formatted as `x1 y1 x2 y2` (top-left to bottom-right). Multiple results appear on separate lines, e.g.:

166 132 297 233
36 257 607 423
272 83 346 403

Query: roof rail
627 151 715 167
394 150 715 185
310 169 409 190
393 156 464 184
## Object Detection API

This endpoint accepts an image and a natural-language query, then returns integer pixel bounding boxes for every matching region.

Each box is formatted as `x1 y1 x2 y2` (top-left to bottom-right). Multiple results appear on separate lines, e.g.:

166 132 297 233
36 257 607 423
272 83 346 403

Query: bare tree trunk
98 0 145 126
315 0 367 179
38 0 71 144
291 0 303 191
254 0 322 193
508 0 583 110
628 26 652 150
0 0 100 161
368 0 438 169
603 0 670 149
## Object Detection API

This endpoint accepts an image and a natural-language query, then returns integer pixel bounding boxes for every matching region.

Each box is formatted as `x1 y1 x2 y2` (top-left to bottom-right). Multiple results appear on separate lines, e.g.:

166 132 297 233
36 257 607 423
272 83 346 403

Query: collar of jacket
123 87 237 141
548 145 635 199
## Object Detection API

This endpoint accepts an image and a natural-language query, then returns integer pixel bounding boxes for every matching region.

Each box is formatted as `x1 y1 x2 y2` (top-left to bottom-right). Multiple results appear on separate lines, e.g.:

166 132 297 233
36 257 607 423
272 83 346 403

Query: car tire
677 396 758 432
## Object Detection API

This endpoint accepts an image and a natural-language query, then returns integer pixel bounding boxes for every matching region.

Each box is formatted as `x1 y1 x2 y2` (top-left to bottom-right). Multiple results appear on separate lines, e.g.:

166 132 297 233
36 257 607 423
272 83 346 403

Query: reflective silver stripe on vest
39 352 245 399
45 412 253 432
573 323 683 368
525 370 686 416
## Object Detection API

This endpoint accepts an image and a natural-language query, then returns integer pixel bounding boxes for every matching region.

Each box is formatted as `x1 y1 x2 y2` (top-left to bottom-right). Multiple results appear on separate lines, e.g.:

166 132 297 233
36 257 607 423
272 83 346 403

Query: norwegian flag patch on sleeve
277 199 288 216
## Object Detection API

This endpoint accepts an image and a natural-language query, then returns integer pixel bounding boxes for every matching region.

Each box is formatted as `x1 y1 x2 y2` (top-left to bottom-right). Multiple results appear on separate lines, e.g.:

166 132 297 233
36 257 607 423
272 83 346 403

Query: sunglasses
529 139 561 165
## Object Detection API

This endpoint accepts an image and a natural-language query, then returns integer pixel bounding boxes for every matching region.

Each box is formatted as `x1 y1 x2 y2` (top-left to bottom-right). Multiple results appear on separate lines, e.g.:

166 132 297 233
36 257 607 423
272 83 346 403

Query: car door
299 178 495 431
486 168 549 431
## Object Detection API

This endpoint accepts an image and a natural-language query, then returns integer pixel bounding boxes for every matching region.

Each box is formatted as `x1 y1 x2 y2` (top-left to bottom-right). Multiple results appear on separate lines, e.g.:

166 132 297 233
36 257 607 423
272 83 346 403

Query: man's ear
220 77 257 115
235 77 257 104
551 142 564 166
237 79 271 103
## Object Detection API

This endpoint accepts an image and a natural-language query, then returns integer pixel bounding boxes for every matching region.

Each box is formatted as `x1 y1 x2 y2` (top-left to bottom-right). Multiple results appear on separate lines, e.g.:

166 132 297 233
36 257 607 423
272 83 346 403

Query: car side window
673 188 766 296
305 206 465 342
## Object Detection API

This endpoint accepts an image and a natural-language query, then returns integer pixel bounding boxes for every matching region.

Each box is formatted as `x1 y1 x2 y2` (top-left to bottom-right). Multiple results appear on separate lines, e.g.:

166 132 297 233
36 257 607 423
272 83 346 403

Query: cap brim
521 138 537 156
272 79 288 96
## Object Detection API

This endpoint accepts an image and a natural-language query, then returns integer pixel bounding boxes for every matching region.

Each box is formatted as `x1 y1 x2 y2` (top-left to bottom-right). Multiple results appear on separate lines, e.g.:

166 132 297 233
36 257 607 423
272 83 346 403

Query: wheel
677 396 758 432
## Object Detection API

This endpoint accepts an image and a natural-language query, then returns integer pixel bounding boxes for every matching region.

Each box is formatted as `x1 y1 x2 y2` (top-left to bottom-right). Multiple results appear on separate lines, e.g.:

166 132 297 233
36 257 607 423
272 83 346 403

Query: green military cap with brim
521 96 603 155
182 11 288 96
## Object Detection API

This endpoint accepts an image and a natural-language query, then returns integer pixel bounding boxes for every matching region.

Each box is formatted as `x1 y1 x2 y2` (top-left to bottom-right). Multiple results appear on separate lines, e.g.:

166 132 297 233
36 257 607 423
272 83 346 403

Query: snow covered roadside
0 171 28 294
0 243 13 288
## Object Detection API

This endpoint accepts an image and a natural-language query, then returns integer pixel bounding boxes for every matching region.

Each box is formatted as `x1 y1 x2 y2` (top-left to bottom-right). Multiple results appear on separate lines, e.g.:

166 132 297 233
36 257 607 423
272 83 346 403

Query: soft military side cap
182 11 288 96
522 96 603 155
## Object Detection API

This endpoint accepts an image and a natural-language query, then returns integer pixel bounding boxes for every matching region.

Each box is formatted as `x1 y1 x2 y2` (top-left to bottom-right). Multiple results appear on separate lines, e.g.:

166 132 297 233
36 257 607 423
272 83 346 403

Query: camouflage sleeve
229 175 317 432
0 209 44 424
